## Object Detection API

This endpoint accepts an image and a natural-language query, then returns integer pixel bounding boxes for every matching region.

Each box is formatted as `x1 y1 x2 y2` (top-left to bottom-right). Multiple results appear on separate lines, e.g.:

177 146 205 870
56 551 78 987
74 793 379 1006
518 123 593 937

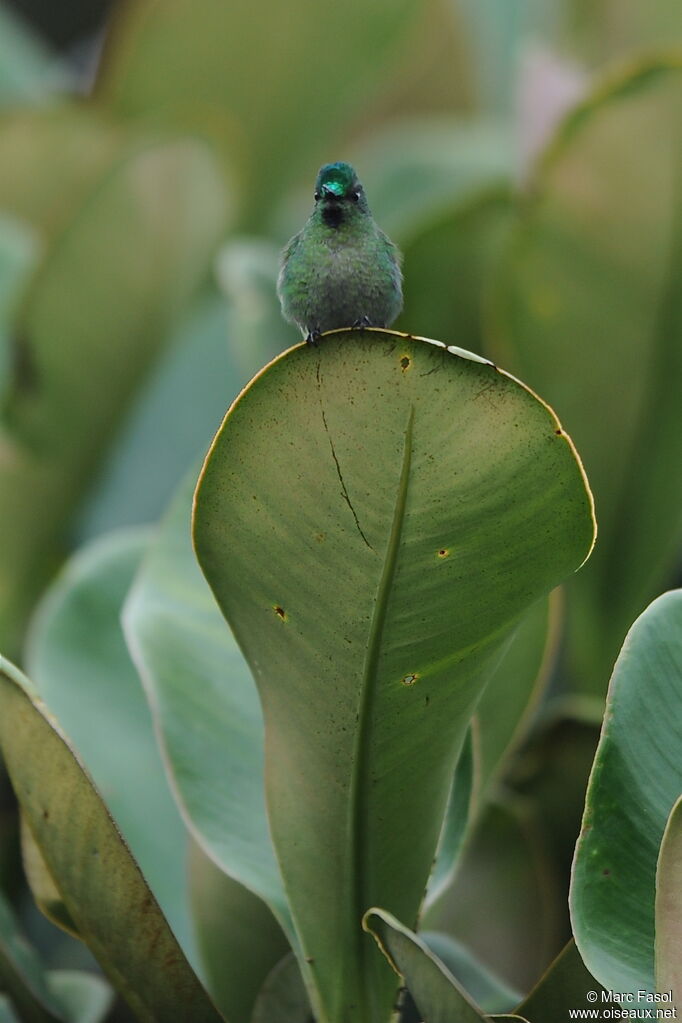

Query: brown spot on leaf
401 673 418 686
273 605 287 621
400 355 411 370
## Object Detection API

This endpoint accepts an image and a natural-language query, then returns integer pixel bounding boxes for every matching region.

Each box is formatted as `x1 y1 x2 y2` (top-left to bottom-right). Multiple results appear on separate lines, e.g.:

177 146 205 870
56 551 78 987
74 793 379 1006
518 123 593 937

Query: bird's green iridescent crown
315 162 357 198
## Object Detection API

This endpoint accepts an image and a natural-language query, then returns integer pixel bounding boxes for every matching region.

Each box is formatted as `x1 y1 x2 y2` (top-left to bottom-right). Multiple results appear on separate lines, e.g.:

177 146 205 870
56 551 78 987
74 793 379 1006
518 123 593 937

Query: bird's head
313 162 369 226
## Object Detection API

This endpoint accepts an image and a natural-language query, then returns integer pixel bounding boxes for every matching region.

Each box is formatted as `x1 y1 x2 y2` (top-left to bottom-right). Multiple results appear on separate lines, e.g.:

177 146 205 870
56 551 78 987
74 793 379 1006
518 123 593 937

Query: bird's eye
351 190 361 202
314 190 321 201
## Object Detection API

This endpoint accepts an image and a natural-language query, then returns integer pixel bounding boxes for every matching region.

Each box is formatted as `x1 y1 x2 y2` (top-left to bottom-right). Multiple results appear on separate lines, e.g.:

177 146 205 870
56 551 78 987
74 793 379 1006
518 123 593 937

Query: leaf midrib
347 403 415 1009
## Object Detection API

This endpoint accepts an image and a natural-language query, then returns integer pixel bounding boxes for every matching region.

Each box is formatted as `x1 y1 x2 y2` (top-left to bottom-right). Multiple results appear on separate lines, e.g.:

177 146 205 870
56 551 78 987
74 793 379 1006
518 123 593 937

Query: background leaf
0 657 223 1022
44 972 112 1023
188 838 289 1023
514 940 612 1023
488 55 682 696
250 954 311 1023
0 888 65 1022
425 797 564 993
0 134 227 653
570 589 682 995
364 908 489 1023
24 528 197 966
97 0 425 228
0 6 70 106
122 472 292 938
419 933 521 1014
655 795 682 1010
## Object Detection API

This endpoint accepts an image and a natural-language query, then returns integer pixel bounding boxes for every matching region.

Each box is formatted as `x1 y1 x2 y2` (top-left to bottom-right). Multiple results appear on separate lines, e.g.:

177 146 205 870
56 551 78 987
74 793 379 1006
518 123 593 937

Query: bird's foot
352 316 372 329
305 329 322 347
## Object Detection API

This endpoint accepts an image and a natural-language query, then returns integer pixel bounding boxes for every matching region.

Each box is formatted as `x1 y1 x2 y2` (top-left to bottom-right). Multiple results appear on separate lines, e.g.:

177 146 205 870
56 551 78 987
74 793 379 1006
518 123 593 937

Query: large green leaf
122 472 291 935
0 657 224 1022
655 795 682 1012
0 136 227 654
364 909 489 1023
193 330 594 1022
570 590 682 995
489 55 682 695
24 529 196 966
97 0 423 228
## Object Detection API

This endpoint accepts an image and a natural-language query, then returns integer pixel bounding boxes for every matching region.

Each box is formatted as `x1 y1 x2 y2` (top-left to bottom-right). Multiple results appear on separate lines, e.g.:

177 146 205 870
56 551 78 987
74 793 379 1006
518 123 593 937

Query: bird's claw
352 316 372 329
305 329 322 347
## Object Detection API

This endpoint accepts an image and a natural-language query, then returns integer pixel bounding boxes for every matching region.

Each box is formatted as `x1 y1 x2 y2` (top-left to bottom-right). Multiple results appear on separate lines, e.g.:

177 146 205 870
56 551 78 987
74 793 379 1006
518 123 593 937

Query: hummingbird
277 162 403 345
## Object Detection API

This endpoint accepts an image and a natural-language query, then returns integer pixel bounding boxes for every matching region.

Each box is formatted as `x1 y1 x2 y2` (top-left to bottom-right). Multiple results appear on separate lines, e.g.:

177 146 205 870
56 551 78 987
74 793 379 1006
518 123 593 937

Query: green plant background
0 0 680 1020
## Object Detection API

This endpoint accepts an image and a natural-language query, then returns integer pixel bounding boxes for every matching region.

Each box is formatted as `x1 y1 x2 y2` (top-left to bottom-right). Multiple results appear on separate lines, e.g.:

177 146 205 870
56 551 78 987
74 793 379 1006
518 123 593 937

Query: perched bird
277 162 403 345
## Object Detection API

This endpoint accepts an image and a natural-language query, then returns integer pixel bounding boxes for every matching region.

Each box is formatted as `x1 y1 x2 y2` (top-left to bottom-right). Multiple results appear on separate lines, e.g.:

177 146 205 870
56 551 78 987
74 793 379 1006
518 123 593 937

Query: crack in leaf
316 360 374 552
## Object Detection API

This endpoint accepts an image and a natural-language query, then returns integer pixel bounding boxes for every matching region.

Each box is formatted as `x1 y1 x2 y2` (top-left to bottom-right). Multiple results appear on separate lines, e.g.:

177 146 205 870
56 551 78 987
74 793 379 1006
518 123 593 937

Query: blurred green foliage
0 0 680 1019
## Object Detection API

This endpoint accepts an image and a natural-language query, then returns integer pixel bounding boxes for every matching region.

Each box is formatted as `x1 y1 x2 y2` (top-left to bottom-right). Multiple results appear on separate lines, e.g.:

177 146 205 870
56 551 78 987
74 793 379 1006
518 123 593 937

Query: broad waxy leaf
25 529 196 965
122 473 292 937
489 55 682 695
193 330 594 1022
0 136 227 653
656 795 682 1012
0 657 224 1023
363 908 489 1023
571 590 682 995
